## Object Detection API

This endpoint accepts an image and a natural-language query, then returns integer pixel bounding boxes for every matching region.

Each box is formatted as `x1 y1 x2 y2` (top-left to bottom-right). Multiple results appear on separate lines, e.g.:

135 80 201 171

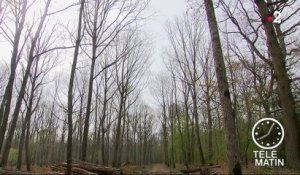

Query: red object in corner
267 16 273 22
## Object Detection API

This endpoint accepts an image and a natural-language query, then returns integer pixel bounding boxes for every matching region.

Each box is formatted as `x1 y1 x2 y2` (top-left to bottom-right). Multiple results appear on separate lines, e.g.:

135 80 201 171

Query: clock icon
252 118 284 150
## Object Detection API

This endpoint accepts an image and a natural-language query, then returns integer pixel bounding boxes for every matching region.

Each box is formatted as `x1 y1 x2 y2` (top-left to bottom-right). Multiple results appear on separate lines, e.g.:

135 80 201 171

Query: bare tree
203 0 242 174
198 49 217 165
0 0 7 26
151 74 171 166
221 0 300 168
0 0 52 166
165 13 207 165
255 0 300 168
16 32 58 169
66 0 85 173
112 30 150 167
97 55 116 165
81 0 148 161
0 64 8 97
169 65 188 167
0 0 28 151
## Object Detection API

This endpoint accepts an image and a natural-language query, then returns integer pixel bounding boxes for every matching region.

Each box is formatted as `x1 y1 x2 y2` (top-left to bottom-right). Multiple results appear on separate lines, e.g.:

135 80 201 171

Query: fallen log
180 165 221 174
72 167 97 175
0 170 64 175
51 165 97 175
72 160 104 167
74 164 121 175
51 162 122 175
0 170 40 175
50 165 66 172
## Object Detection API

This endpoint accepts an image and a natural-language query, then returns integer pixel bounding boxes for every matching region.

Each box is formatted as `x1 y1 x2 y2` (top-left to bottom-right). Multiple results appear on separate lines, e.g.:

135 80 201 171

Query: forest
0 0 299 174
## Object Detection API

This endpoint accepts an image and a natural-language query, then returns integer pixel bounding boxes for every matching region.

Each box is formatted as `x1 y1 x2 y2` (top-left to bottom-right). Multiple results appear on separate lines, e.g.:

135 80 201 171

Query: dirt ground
3 163 300 175
121 163 181 175
146 164 174 174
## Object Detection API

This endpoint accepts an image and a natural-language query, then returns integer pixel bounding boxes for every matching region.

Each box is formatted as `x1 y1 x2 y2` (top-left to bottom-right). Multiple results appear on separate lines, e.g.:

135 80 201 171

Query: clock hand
258 123 275 140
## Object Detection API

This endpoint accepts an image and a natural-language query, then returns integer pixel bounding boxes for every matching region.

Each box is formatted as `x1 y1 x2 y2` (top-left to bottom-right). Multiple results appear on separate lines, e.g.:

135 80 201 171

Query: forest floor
121 163 181 174
121 163 300 175
2 163 300 174
145 164 177 174
242 165 300 175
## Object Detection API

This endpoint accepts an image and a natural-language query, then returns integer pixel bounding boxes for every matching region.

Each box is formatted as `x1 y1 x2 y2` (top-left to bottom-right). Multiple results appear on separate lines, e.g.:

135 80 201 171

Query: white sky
144 0 186 72
140 0 186 108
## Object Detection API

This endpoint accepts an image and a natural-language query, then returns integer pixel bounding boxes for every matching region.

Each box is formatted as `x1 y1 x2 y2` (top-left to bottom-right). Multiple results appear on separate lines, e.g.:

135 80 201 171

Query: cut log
74 164 121 175
180 165 221 174
50 165 66 172
72 167 97 175
51 165 96 175
73 160 104 167
0 170 64 175
51 161 122 175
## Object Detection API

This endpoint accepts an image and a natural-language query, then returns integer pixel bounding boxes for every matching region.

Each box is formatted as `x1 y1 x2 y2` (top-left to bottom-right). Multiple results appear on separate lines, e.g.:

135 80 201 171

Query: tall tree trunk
106 118 110 166
78 93 84 160
203 0 242 174
255 1 300 169
170 103 175 168
183 87 192 164
119 106 127 165
192 90 205 165
17 60 39 170
100 69 109 165
0 0 27 151
66 0 85 173
126 117 130 163
206 88 213 165
25 119 31 171
112 94 125 167
17 118 27 170
175 105 186 165
172 76 187 166
0 0 51 166
95 123 101 164
162 99 169 166
91 89 99 164
82 43 97 162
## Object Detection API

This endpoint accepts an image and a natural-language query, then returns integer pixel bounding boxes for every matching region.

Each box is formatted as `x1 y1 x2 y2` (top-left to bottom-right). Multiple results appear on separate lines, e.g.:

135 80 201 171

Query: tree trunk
192 90 205 165
100 69 109 165
126 117 130 163
119 106 127 164
25 119 31 171
112 95 125 167
206 89 213 165
170 103 175 168
255 1 300 169
0 0 27 152
17 60 39 170
162 99 169 166
66 0 85 173
203 0 242 174
0 0 51 166
183 87 192 164
82 52 96 161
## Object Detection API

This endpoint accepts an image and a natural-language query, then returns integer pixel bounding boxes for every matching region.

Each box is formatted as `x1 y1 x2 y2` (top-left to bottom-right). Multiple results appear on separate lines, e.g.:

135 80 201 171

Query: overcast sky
1 0 299 111
0 0 186 109
144 0 186 71
134 0 187 108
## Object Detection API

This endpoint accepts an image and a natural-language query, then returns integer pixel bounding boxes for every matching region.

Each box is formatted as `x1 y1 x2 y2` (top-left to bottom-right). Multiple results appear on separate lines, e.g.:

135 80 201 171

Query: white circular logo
252 118 284 150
